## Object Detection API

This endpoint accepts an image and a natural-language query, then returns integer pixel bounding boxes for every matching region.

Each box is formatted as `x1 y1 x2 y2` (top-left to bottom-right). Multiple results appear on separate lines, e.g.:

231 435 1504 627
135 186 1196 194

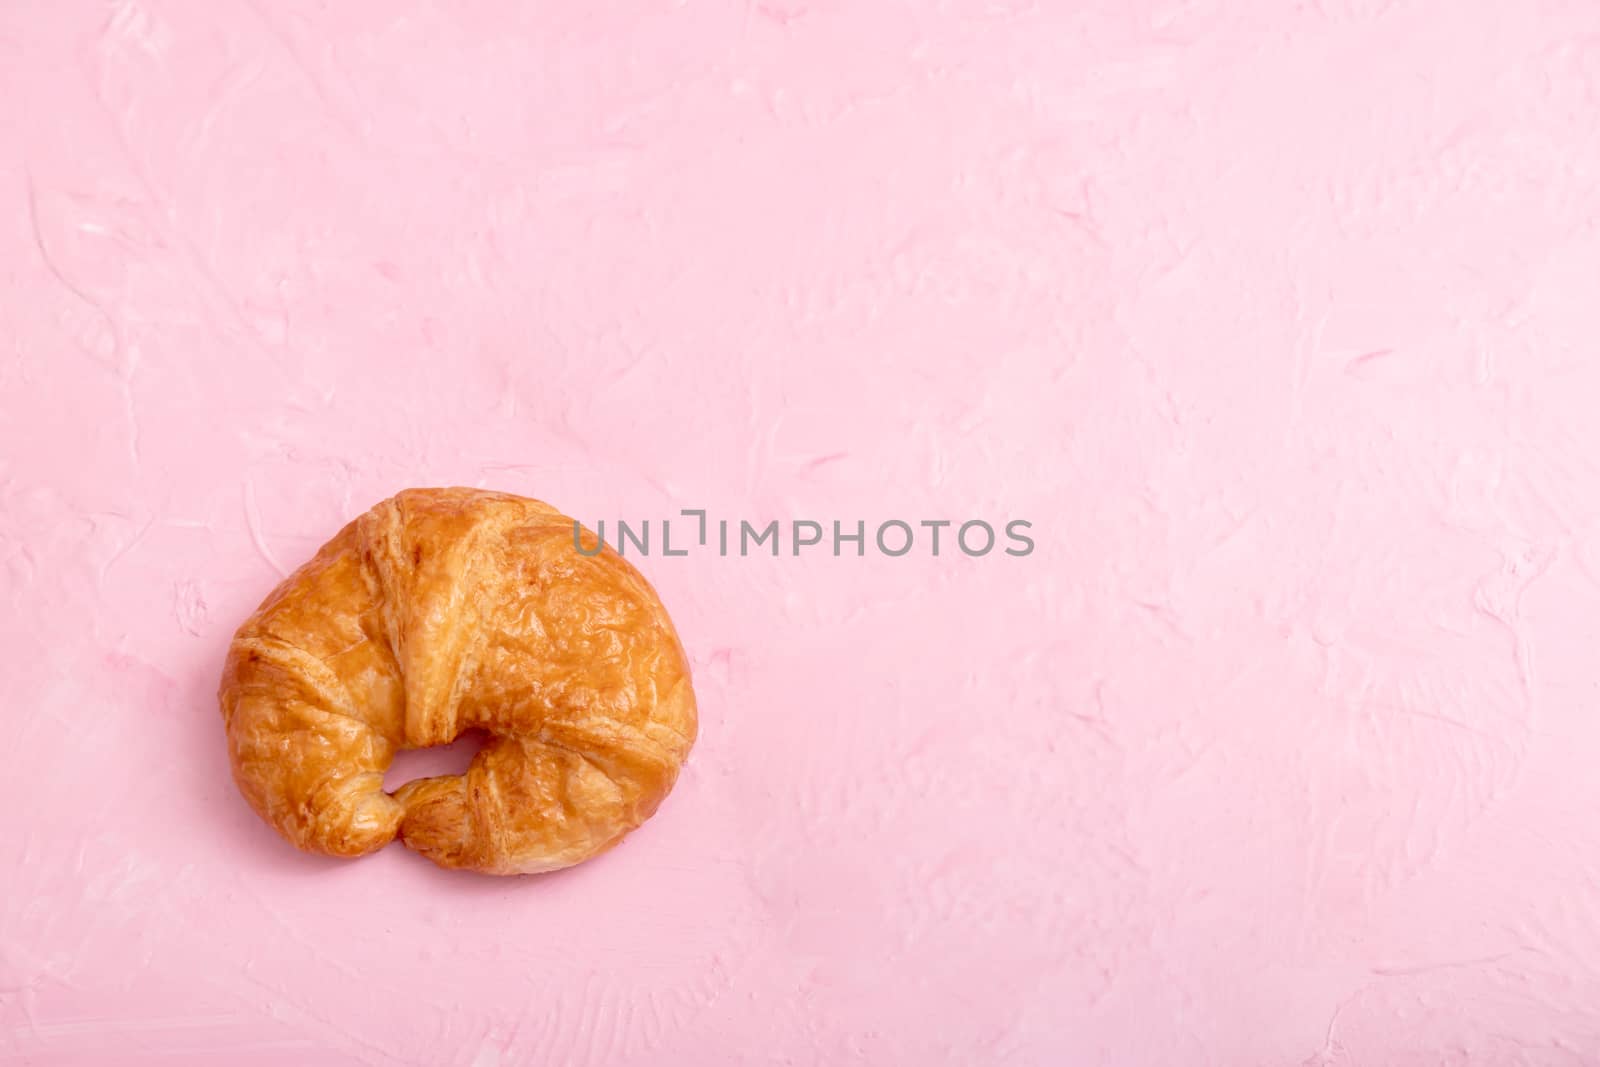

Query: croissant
217 487 697 875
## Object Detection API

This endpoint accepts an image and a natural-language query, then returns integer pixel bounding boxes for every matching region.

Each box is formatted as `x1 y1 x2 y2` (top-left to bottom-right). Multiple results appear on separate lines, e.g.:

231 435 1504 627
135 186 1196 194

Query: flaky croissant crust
218 488 697 875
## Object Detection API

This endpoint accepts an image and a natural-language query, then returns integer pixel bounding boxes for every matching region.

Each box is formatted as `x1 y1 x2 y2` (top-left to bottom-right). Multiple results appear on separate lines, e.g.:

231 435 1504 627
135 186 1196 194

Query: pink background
6 1 1600 1064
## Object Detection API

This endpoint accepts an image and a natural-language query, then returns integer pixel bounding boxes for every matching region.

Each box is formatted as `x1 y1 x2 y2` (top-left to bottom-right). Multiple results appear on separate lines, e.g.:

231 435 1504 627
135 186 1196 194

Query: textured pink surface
6 1 1600 1064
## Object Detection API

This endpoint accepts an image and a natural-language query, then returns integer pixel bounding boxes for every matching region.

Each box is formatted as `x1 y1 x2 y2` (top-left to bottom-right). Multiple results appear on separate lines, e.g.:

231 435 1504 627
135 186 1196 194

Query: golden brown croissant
217 487 697 875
